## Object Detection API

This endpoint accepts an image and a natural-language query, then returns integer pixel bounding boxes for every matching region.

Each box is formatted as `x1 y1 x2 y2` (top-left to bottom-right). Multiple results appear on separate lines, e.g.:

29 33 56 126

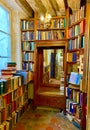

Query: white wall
11 11 27 70
0 0 29 70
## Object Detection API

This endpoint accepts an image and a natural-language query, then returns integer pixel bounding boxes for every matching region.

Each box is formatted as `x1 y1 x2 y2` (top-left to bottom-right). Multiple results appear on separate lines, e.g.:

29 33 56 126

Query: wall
11 11 28 69
0 0 29 70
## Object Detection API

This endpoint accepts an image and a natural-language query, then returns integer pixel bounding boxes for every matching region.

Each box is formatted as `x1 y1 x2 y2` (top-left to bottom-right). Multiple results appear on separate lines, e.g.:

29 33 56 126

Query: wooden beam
34 0 46 15
55 0 65 16
49 0 59 16
15 0 34 17
63 0 68 9
80 0 87 6
87 0 90 2
40 0 56 16
26 0 46 17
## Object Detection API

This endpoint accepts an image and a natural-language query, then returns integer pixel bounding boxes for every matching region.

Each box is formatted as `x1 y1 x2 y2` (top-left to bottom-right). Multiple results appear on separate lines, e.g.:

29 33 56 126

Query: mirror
43 49 64 85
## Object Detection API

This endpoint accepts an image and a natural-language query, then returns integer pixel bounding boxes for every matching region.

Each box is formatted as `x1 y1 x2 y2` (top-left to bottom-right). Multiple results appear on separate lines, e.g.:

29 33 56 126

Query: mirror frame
34 41 67 90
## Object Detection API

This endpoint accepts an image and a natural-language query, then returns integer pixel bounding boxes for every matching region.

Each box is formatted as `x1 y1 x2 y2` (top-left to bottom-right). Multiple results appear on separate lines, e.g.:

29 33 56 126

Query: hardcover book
69 72 82 85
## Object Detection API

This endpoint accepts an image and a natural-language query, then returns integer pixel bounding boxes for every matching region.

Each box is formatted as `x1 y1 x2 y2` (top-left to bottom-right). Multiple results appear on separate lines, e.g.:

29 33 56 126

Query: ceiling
2 0 87 18
15 0 83 17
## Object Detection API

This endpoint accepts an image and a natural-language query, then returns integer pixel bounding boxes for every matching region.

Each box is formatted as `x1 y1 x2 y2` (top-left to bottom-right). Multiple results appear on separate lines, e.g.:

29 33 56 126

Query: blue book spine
76 74 82 85
72 53 77 62
72 121 80 129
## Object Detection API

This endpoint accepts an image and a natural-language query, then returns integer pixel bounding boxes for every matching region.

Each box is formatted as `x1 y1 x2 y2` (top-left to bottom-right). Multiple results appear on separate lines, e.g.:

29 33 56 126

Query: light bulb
40 15 44 21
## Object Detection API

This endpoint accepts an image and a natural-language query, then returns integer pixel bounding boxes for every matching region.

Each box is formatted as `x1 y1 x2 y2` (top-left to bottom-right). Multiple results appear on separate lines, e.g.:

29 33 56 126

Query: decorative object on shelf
40 12 52 28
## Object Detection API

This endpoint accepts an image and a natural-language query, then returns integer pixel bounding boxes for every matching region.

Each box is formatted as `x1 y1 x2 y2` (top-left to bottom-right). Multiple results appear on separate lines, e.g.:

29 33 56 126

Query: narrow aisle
12 106 79 130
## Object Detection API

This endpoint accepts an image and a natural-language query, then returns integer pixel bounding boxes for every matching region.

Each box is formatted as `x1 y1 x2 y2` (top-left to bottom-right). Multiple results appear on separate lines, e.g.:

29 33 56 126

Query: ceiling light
40 12 52 28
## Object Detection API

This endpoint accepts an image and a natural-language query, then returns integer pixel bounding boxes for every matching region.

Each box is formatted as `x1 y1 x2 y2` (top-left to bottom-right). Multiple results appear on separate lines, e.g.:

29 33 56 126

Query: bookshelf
20 16 67 112
36 16 66 41
0 75 28 129
0 62 32 129
21 16 67 74
21 19 35 71
66 5 87 130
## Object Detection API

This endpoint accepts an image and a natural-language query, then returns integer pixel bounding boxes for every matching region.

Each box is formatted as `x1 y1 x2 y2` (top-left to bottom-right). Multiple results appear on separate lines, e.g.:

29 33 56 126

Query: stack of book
1 62 17 78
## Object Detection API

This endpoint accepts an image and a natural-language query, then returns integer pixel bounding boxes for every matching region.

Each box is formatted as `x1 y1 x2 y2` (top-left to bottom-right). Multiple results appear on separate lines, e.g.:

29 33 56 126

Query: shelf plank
69 17 86 28
68 84 80 90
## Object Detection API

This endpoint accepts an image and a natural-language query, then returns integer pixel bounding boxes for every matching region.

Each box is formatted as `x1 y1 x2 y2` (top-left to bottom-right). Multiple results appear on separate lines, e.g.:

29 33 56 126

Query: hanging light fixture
40 12 52 28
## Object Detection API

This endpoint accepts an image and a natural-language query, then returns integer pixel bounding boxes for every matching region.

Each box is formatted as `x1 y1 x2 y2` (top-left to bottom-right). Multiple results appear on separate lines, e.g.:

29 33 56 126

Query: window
0 5 11 72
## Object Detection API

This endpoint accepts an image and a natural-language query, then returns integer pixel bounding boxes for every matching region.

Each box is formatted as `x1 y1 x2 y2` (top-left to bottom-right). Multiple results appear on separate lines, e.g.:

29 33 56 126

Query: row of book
16 70 33 84
22 41 34 51
0 62 33 86
22 62 34 72
68 35 85 50
0 86 27 108
0 61 33 87
37 18 66 29
77 54 84 75
51 18 66 28
67 63 78 74
0 76 22 95
67 64 83 76
22 52 34 61
0 103 28 130
66 99 82 119
21 20 34 30
59 71 65 95
68 20 85 38
66 87 83 105
67 52 84 74
22 31 34 41
67 52 78 62
36 30 65 40
69 5 85 26
0 91 28 124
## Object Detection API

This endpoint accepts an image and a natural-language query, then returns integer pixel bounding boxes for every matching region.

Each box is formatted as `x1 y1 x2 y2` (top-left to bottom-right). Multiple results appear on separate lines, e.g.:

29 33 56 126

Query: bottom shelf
0 101 29 130
66 111 81 129
67 113 81 129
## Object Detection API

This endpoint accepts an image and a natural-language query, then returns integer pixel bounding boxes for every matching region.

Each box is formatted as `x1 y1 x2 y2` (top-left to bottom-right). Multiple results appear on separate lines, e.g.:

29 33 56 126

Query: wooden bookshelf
36 16 66 41
0 75 28 129
66 4 87 130
21 18 35 72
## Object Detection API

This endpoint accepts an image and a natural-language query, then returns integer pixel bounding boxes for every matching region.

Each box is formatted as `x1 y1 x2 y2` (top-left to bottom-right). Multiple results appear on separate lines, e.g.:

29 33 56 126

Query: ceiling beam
63 0 68 9
40 0 56 16
34 0 46 15
80 0 87 6
26 0 46 16
49 0 59 16
55 0 65 16
15 0 34 17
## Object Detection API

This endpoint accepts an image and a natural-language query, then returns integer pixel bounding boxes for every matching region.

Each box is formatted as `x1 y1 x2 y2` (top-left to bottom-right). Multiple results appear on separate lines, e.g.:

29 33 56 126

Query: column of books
21 19 35 71
66 5 86 129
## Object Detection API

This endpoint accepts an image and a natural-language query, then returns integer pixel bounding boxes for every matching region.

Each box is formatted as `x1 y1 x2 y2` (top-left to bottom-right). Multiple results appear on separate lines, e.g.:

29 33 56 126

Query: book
72 120 81 129
70 102 77 114
69 72 82 85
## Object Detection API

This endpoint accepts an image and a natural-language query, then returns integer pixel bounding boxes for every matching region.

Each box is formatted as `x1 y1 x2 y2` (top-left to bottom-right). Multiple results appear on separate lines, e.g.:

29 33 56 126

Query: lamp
40 12 52 28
